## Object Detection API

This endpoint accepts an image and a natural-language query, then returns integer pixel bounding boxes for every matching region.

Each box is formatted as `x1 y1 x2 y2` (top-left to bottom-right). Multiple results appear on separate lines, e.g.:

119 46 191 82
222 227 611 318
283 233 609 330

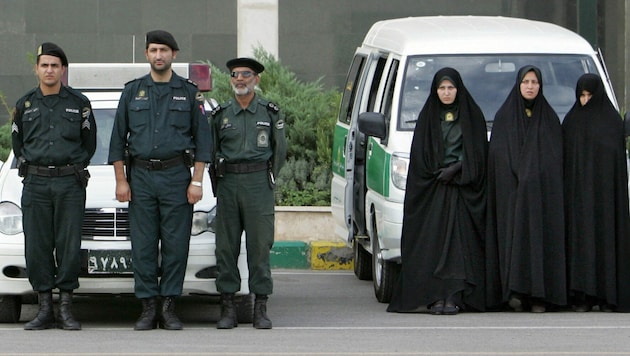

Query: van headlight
391 153 410 190
0 202 23 235
191 207 217 236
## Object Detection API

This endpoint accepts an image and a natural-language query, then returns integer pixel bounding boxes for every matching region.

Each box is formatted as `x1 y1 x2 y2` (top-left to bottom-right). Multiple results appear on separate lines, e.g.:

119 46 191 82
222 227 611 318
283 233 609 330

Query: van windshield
398 54 598 131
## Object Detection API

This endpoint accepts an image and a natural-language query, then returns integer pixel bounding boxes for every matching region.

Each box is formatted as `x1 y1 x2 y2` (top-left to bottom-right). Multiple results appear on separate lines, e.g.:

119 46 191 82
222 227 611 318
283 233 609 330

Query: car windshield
398 54 599 131
90 108 116 166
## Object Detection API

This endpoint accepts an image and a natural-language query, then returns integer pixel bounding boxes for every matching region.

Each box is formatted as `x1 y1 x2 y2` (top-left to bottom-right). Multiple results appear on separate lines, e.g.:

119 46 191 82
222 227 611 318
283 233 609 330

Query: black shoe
160 297 183 330
429 300 444 315
442 304 460 315
24 291 55 330
134 297 158 330
217 293 238 329
253 294 272 329
57 290 81 330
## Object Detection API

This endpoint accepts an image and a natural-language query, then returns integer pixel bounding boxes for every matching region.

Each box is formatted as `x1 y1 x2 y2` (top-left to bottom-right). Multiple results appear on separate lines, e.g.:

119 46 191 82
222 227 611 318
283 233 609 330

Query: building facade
0 0 627 123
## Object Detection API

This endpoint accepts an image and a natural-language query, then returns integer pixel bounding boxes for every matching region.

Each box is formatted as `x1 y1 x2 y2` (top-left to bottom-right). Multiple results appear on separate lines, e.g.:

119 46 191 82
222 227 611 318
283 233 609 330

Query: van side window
338 55 366 125
366 56 388 112
381 59 399 131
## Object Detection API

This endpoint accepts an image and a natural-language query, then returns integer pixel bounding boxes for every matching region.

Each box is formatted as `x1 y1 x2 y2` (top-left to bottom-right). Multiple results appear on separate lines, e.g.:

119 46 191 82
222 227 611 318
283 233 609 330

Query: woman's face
437 79 457 105
579 90 592 106
520 71 540 100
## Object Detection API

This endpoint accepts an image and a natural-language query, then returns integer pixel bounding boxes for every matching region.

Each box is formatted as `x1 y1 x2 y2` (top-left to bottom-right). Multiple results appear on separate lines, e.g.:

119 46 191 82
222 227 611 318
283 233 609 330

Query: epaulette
64 85 90 102
124 77 142 86
186 78 198 87
210 105 224 116
266 101 280 113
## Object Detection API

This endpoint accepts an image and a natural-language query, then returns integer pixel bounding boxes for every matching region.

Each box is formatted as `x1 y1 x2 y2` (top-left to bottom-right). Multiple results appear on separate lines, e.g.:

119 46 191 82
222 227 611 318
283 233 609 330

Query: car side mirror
625 112 630 137
358 112 387 140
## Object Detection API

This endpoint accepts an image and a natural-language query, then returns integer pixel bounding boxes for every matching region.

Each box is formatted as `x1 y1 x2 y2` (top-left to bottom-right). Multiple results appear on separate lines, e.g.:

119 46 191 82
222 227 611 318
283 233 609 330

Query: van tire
353 238 372 281
0 295 21 323
370 220 400 303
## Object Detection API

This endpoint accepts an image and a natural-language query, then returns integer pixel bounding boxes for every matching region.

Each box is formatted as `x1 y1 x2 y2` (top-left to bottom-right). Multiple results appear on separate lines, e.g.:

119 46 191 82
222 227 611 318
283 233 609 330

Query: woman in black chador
387 67 487 315
485 65 566 313
563 73 630 312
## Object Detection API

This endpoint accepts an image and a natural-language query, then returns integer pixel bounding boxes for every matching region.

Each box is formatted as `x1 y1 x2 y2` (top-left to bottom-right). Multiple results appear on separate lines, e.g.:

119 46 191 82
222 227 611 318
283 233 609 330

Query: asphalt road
1 270 630 355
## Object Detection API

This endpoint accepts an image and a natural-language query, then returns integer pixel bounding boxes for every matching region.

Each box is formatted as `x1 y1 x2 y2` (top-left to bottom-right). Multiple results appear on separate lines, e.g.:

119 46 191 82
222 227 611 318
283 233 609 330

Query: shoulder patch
186 79 199 87
195 92 205 102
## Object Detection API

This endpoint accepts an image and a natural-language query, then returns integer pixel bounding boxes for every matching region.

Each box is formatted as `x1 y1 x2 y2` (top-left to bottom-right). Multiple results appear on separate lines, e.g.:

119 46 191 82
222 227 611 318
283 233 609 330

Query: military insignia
210 104 222 116
276 119 284 130
37 45 43 56
82 107 91 118
195 92 204 102
24 101 31 108
82 119 91 130
11 122 18 134
525 108 532 117
445 112 454 121
267 102 280 113
138 90 145 97
223 118 229 125
257 130 269 147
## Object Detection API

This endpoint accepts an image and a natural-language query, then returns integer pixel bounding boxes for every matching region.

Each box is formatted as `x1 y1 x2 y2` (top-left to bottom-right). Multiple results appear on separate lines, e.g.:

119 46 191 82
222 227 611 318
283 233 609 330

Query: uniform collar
231 94 259 114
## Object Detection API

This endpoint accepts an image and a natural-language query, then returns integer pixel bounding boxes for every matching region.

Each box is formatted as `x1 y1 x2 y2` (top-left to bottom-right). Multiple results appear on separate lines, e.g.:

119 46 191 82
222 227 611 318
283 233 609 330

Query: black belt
133 155 185 170
225 161 268 174
27 164 79 177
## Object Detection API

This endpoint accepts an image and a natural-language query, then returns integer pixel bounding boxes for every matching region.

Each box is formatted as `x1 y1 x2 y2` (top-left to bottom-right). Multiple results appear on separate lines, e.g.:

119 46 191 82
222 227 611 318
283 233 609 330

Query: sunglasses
230 71 255 78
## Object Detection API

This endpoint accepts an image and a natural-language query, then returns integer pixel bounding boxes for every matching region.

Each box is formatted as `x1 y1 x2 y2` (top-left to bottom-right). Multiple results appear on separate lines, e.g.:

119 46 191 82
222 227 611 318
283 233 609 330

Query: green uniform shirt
108 72 212 163
12 86 97 166
212 94 287 176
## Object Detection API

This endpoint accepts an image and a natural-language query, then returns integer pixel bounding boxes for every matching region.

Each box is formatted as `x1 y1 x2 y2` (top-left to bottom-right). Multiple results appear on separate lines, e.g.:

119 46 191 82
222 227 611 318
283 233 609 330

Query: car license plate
87 250 133 274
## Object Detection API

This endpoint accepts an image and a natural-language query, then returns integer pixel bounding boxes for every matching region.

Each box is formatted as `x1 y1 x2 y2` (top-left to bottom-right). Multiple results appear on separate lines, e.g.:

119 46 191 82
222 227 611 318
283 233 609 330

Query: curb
270 241 353 270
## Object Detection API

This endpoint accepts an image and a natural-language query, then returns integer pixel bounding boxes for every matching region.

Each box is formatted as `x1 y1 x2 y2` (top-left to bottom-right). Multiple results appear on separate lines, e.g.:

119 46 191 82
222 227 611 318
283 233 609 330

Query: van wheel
353 238 373 280
0 295 21 323
236 293 254 324
371 226 400 303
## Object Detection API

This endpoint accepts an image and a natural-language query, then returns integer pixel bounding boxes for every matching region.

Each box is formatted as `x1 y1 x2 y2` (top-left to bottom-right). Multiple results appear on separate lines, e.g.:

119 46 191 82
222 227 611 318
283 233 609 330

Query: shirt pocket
21 109 42 142
169 101 192 133
128 100 150 130
60 111 82 141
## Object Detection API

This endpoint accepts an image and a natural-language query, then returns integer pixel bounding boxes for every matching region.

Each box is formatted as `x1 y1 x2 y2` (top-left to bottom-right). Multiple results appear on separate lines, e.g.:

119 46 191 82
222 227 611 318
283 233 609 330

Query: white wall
237 0 279 58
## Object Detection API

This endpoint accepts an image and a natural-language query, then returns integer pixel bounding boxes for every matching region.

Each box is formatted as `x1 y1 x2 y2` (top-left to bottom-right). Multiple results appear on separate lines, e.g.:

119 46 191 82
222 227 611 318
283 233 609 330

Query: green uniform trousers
215 170 274 295
129 164 192 298
22 174 85 292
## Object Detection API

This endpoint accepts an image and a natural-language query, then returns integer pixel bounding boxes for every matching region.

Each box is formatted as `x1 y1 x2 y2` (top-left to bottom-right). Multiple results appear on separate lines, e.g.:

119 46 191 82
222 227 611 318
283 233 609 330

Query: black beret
37 42 68 67
226 57 264 74
145 30 179 51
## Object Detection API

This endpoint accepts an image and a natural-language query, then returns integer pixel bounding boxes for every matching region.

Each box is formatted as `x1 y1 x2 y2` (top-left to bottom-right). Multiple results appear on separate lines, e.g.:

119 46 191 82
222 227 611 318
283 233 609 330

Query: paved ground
1 270 630 355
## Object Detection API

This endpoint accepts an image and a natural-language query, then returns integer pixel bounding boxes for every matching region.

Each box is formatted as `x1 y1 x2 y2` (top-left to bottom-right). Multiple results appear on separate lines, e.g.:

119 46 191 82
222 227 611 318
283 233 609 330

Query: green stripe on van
366 137 389 197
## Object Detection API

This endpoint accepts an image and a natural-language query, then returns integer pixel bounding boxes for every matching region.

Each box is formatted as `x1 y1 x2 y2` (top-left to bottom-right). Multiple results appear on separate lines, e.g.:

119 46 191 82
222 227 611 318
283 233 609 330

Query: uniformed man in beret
211 57 287 329
12 42 97 330
108 30 212 330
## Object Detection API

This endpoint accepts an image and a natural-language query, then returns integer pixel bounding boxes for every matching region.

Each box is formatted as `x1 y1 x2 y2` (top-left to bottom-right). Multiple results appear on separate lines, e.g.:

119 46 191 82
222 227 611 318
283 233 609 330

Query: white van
330 16 620 303
0 63 252 323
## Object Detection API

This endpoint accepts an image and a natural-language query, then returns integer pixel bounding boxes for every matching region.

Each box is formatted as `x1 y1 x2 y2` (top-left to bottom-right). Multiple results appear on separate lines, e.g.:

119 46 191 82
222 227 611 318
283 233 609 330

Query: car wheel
353 238 372 280
236 293 254 324
0 295 22 323
370 219 400 303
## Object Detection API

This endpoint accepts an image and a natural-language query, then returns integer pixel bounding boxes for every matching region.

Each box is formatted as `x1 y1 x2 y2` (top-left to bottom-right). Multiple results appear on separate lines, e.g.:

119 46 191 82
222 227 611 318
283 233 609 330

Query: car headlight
191 207 216 236
0 202 23 235
391 153 410 191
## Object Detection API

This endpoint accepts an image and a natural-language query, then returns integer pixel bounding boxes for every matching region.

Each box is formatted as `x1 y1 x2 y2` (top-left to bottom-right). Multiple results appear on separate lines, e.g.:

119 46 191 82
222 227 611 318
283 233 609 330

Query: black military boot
134 297 158 330
160 296 183 330
216 293 238 329
57 290 81 330
24 291 55 330
253 294 272 329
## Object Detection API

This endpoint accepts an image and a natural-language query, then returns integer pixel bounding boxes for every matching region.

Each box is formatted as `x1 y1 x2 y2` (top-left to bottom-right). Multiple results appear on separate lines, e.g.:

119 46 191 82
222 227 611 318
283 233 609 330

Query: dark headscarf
486 65 566 308
411 67 488 185
562 73 630 311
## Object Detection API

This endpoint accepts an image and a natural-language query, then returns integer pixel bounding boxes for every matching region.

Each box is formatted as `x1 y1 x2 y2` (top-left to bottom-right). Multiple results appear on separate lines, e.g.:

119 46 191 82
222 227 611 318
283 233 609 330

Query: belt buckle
149 159 163 170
